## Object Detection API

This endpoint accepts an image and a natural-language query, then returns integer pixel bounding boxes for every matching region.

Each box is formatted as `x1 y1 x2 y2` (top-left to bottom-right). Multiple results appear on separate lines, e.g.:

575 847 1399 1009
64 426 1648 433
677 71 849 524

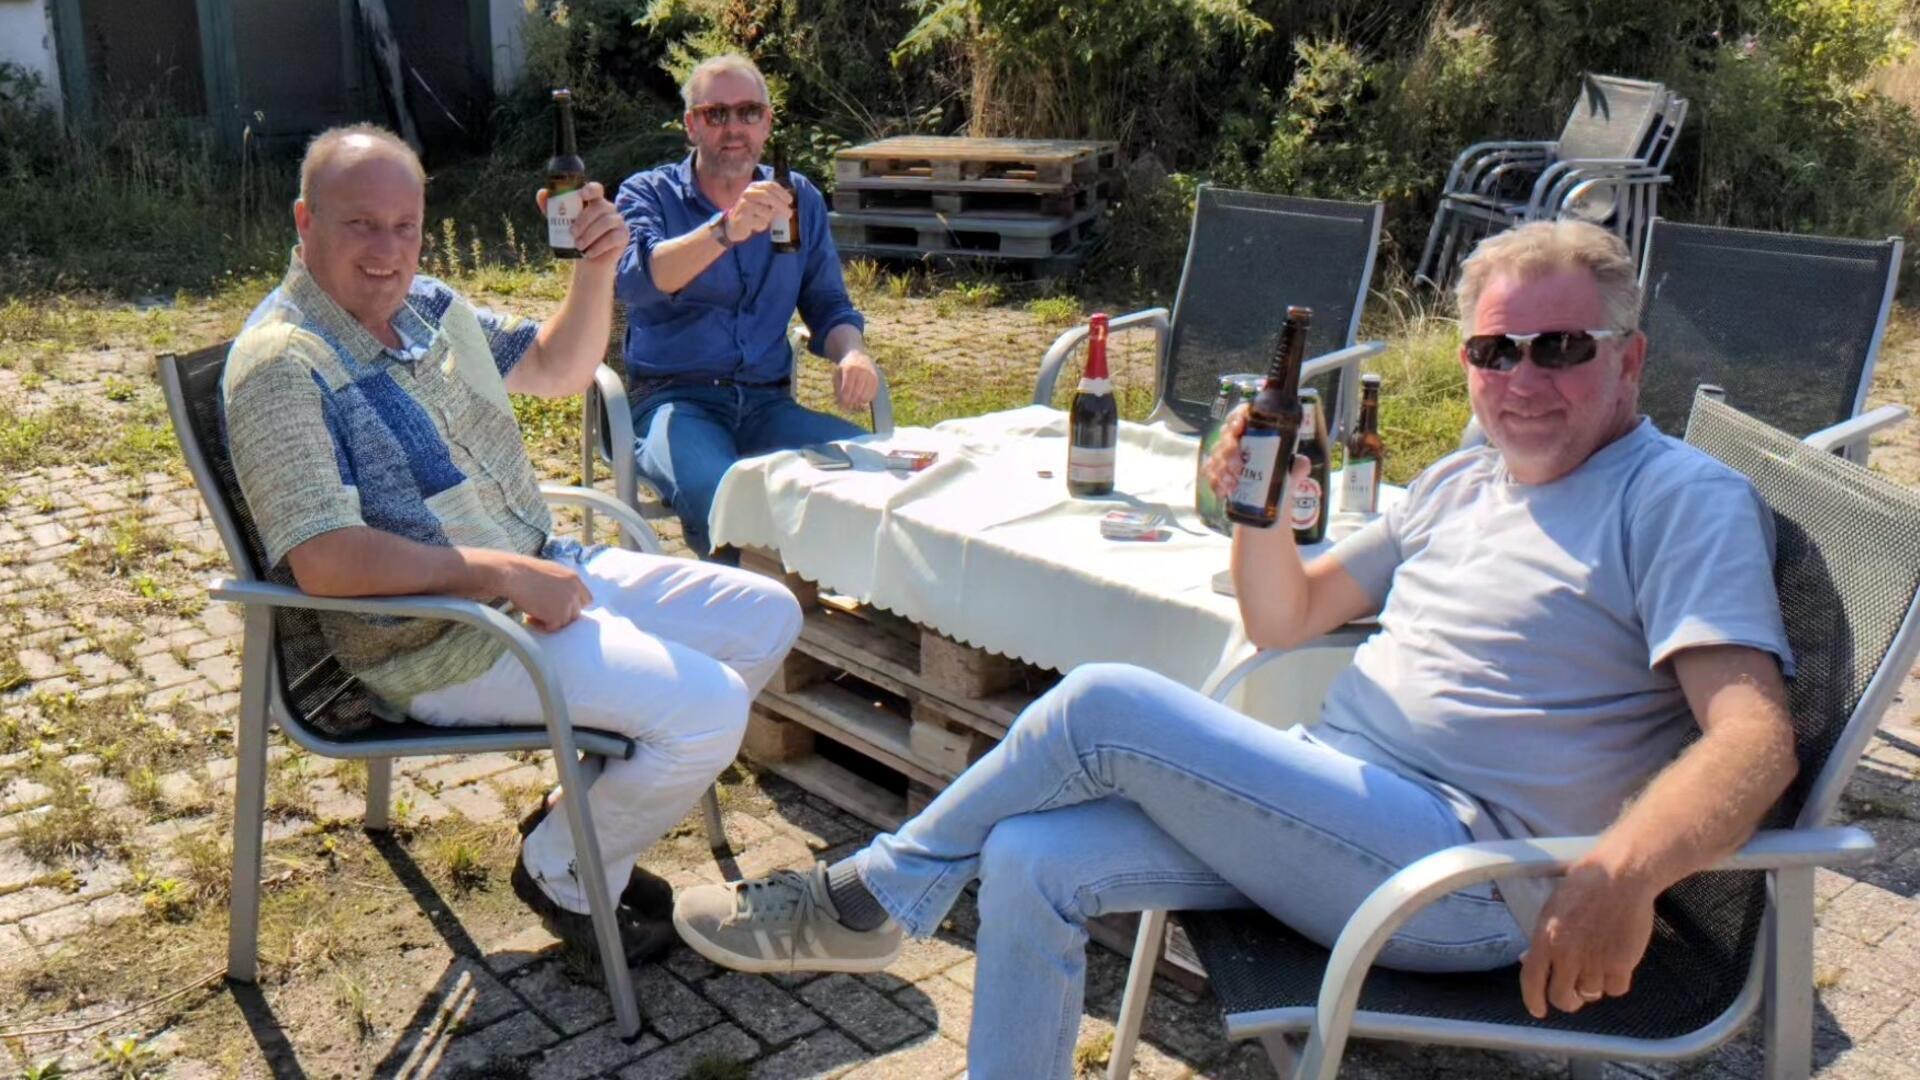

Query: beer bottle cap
1286 305 1312 320
1361 373 1381 386
1298 387 1321 400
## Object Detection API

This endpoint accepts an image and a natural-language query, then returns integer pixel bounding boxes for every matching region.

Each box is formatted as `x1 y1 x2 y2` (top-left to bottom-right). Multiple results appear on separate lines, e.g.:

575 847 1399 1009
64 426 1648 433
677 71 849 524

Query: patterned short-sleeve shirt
222 252 548 705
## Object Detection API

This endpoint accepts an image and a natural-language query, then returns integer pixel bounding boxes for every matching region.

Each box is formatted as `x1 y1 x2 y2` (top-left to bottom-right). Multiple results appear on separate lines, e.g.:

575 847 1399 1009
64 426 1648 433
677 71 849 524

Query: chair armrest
1033 307 1170 406
1530 159 1665 215
1451 141 1555 194
1204 627 1378 703
1290 826 1876 1077
540 483 663 555
1803 404 1910 455
795 324 895 435
1303 341 1387 443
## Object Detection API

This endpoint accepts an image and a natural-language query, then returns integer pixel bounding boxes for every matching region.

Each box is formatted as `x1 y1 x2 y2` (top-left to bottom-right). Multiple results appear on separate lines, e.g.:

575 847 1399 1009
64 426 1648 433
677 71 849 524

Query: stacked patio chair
1031 186 1386 444
161 342 726 1038
1106 389 1920 1080
1417 75 1687 289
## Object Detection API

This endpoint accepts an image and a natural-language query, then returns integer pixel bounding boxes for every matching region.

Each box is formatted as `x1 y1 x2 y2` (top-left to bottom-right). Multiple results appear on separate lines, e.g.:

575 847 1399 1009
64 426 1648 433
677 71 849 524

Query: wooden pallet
835 136 1120 187
733 547 1208 989
830 205 1107 259
831 180 1108 219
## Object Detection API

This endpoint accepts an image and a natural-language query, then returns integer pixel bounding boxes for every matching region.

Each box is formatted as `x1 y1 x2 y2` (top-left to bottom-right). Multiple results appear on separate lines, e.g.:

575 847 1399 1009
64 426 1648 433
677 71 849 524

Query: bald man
221 124 803 962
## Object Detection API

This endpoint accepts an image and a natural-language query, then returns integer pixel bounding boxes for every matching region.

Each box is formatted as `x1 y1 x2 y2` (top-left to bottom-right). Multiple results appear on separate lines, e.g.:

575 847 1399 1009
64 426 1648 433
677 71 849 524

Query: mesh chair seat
1186 865 1762 1041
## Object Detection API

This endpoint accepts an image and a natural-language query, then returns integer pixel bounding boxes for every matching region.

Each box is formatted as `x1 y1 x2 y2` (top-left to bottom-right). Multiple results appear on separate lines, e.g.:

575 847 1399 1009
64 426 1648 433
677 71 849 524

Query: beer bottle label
1289 475 1323 531
547 187 584 249
1231 430 1281 510
1339 458 1378 513
770 213 793 245
1068 446 1116 484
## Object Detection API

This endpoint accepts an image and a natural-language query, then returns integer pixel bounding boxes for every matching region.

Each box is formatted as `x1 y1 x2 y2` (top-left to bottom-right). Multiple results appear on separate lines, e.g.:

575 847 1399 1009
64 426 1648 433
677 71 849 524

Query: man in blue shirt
615 54 881 557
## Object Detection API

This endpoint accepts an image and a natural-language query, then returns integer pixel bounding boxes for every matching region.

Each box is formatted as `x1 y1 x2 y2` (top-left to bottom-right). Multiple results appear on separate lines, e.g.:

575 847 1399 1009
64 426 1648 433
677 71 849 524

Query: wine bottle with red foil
1067 313 1117 497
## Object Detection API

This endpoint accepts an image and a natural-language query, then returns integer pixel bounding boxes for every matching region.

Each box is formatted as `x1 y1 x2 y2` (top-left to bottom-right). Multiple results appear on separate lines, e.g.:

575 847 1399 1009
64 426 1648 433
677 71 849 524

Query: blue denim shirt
614 153 864 386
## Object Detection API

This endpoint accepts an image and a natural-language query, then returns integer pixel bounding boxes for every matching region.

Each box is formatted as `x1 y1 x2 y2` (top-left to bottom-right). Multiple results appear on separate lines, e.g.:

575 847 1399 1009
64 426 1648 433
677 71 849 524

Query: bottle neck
1084 326 1109 381
555 105 577 157
1356 395 1379 434
1264 322 1307 399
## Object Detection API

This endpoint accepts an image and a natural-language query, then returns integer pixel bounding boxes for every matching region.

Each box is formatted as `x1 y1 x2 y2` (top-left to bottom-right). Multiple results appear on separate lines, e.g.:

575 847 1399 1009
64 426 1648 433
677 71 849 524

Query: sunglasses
689 101 769 127
1463 329 1624 372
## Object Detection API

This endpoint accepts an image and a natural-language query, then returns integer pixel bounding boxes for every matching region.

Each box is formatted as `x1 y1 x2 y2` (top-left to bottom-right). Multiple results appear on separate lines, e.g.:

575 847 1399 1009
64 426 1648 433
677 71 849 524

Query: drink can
1196 374 1264 534
885 449 938 472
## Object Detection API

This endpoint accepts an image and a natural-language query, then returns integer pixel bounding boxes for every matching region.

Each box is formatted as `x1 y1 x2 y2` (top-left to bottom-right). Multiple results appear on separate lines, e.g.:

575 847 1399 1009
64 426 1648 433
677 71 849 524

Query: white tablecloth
710 406 1386 722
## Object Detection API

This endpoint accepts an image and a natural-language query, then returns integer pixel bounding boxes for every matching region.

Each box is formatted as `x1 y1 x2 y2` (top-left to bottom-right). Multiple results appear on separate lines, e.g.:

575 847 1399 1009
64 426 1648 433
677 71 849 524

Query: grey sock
824 858 889 931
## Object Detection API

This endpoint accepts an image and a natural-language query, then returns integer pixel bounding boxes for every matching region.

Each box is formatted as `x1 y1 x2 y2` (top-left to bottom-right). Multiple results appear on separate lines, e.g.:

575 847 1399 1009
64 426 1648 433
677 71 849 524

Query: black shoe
511 853 676 963
517 799 674 920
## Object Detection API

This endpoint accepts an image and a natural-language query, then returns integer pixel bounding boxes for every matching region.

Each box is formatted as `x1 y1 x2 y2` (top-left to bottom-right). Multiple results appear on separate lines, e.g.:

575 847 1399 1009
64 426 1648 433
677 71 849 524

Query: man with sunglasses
669 220 1798 1077
613 54 881 558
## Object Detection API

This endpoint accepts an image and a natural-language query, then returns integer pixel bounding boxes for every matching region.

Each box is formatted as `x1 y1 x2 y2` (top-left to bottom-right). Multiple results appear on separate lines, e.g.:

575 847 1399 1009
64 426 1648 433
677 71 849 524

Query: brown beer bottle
546 88 587 259
1226 306 1311 527
770 138 801 254
1290 388 1331 544
1067 313 1118 496
1339 373 1384 514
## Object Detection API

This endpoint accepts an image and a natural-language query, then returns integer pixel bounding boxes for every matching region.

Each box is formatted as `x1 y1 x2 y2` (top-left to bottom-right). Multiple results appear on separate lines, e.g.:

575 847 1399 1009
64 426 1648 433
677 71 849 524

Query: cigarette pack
885 449 938 472
1099 510 1167 541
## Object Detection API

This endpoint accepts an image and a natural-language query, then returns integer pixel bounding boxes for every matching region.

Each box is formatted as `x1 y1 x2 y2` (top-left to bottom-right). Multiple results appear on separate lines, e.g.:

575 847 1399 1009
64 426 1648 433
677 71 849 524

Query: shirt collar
675 151 774 212
283 248 434 366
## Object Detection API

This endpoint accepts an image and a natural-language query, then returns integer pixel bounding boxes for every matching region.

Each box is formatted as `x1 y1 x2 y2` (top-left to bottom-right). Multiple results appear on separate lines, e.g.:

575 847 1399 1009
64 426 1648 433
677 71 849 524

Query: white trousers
410 546 802 911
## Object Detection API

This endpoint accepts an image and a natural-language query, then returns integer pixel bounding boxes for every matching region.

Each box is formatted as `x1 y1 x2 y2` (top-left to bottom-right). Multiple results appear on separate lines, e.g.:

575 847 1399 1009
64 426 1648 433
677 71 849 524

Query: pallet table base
735 546 1209 989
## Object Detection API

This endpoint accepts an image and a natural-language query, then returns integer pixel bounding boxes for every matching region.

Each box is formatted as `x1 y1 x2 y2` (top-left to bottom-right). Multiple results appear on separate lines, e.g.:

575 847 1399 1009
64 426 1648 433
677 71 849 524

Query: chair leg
364 757 392 832
1107 910 1168 1080
227 607 273 983
1261 1032 1302 1076
1764 866 1816 1080
1416 202 1454 287
550 741 642 1037
701 784 727 851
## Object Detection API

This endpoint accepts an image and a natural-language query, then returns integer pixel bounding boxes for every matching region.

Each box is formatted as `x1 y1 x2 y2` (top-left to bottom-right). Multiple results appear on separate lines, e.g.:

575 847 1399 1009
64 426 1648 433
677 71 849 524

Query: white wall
0 0 60 117
490 0 530 96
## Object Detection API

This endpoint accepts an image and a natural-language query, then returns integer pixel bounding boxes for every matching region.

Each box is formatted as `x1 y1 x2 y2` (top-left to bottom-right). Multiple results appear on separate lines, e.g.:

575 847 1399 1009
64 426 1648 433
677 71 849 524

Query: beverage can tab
885 449 938 472
1099 509 1167 540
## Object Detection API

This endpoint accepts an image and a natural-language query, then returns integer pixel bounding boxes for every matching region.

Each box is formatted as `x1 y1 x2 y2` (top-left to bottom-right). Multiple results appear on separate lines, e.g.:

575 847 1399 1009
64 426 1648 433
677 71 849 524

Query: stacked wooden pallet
735 547 1206 989
829 136 1118 270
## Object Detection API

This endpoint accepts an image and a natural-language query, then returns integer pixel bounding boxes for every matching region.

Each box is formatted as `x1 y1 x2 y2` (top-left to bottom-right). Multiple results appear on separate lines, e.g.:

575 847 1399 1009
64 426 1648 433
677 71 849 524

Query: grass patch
687 1055 753 1080
14 767 126 864
0 652 26 693
1027 295 1081 327
1074 1029 1114 1076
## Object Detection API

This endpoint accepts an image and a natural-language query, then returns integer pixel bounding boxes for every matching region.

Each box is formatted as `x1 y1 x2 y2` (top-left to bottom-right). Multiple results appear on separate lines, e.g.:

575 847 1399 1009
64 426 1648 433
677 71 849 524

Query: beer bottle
1067 313 1118 497
770 138 801 254
1339 373 1384 514
1226 306 1311 527
546 88 587 259
1290 388 1331 544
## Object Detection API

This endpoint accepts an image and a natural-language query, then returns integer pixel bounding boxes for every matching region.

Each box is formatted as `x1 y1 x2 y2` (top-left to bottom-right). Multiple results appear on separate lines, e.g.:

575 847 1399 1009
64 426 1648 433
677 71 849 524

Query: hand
834 350 880 411
1204 405 1308 502
492 553 593 633
535 182 630 265
725 181 794 243
1518 861 1658 1018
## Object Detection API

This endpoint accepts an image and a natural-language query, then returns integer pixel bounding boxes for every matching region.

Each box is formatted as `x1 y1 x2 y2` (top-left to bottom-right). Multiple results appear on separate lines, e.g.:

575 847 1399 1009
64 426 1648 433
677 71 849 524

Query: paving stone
531 1024 663 1080
894 972 973 1043
1821 882 1913 945
431 1010 559 1076
617 1022 759 1080
798 972 929 1051
1872 919 1920 981
703 970 826 1043
751 1029 865 1079
0 922 36 965
483 922 564 976
438 782 507 824
514 960 616 1036
837 1031 967 1079
20 900 91 944
85 891 143 929
634 962 724 1039
661 947 722 984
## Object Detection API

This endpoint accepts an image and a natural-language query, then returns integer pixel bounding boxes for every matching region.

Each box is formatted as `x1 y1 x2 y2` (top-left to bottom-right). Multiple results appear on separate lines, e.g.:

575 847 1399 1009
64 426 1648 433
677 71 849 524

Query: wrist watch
707 211 733 249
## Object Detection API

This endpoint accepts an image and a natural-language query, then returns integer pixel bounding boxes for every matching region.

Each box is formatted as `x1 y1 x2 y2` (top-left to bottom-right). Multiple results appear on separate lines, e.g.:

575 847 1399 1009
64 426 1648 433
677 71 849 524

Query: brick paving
1 293 1918 1078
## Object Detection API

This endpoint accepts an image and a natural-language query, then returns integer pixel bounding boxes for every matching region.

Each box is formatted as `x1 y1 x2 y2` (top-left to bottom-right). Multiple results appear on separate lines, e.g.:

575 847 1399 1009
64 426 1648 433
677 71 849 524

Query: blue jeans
632 384 864 557
853 663 1530 1080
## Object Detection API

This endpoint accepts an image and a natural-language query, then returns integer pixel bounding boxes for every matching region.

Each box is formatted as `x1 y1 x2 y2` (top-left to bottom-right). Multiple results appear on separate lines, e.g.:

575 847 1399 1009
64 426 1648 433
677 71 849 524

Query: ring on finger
1576 987 1604 1001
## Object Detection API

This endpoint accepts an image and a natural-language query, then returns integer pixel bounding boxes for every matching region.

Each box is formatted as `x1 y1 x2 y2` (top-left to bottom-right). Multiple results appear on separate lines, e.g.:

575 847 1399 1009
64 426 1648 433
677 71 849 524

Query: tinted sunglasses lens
737 103 767 124
1465 336 1521 371
1531 332 1600 369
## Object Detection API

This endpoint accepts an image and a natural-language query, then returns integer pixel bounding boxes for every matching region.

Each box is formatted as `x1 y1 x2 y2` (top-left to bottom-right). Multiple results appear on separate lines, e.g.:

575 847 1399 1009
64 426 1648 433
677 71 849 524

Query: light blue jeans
853 663 1530 1080
632 384 865 558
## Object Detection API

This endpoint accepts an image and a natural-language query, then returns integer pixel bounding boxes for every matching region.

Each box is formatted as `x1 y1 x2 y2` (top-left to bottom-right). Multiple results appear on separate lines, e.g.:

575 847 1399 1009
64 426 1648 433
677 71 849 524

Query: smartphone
799 444 854 470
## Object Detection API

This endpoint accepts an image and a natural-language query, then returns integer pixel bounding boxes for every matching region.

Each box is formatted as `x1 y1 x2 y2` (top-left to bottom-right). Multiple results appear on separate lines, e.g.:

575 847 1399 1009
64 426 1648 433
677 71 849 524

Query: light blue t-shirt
1319 418 1793 925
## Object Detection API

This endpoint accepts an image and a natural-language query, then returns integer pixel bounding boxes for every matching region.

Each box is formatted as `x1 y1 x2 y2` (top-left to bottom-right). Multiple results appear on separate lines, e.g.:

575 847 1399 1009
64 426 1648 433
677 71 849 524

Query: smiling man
613 54 881 558
222 125 802 964
668 220 1800 1079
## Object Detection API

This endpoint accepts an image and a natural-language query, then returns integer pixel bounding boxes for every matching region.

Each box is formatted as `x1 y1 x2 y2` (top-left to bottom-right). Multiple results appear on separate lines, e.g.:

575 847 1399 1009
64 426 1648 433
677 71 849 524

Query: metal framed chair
1032 186 1386 443
1635 219 1907 461
161 341 728 1039
583 320 895 541
1418 76 1685 288
1109 390 1920 1080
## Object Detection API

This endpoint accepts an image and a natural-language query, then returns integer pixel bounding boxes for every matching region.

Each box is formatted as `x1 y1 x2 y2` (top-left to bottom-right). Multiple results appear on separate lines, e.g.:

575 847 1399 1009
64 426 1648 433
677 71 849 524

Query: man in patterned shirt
223 125 803 959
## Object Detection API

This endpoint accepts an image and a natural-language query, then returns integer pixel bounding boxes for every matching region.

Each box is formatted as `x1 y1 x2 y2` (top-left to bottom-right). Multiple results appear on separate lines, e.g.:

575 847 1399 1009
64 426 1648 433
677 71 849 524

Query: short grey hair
681 54 770 111
1455 220 1642 337
299 124 424 208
